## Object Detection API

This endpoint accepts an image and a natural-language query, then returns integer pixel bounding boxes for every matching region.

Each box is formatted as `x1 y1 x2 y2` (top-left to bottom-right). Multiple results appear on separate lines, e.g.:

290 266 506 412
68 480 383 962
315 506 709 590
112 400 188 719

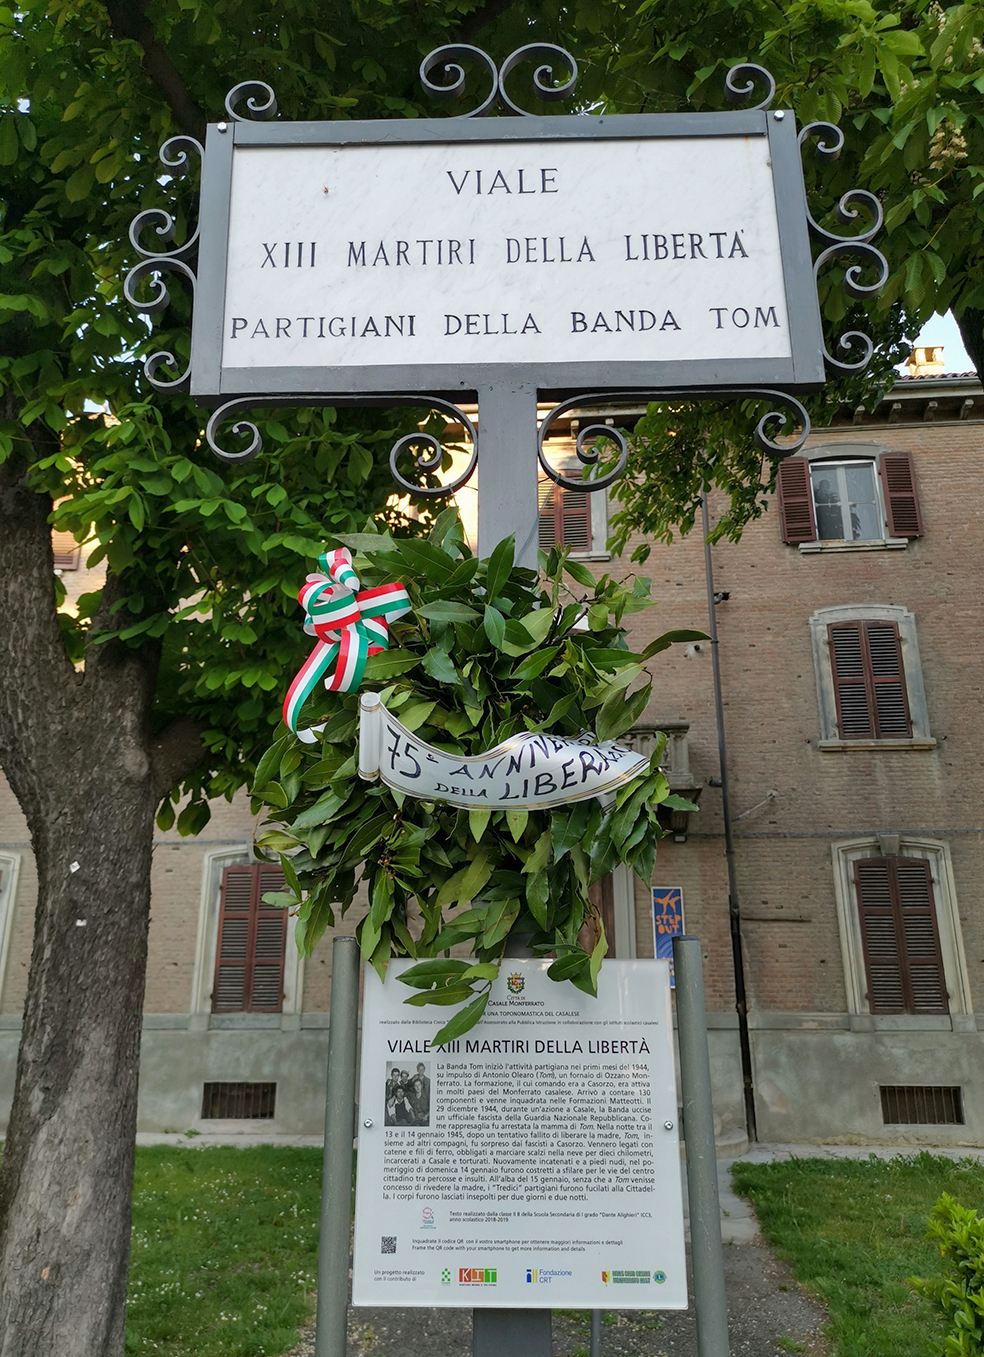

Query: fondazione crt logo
506 973 525 995
459 1267 497 1285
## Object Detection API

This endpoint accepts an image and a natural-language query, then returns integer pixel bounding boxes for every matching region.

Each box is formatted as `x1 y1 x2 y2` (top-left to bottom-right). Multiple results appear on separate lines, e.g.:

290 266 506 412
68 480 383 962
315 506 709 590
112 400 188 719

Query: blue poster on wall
652 886 685 987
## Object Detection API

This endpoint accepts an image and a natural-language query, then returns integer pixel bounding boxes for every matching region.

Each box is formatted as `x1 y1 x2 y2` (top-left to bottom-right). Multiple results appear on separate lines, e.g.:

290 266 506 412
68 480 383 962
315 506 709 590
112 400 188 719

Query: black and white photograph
384 1060 430 1127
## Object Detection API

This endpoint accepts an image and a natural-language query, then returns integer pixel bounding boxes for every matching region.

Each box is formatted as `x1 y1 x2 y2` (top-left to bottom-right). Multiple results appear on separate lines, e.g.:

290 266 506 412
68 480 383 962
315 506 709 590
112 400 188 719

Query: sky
900 311 973 373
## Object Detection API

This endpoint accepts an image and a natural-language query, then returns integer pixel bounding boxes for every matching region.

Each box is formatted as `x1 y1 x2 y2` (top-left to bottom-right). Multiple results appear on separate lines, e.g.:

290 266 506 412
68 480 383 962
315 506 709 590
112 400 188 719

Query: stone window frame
793 440 910 554
190 847 304 1025
831 835 973 1027
809 602 935 750
0 852 22 1010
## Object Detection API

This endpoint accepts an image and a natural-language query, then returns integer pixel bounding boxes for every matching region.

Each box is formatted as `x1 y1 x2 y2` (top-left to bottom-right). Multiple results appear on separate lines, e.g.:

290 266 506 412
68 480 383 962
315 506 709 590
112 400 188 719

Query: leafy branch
250 509 703 1042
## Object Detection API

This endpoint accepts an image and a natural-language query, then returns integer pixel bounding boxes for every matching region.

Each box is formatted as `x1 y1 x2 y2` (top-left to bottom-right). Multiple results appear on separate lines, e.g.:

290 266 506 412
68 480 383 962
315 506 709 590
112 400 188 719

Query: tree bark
955 308 984 383
0 447 200 1354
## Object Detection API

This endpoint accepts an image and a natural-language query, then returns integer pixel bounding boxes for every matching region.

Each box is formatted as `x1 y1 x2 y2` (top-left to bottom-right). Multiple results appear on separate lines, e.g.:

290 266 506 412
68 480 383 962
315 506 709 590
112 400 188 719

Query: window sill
209 1013 282 1029
818 737 937 752
848 1013 955 1032
569 551 611 562
799 538 908 554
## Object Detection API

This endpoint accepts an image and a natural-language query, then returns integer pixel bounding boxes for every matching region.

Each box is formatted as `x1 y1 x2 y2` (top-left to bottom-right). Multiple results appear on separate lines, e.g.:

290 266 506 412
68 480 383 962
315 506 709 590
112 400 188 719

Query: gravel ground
284 1240 828 1357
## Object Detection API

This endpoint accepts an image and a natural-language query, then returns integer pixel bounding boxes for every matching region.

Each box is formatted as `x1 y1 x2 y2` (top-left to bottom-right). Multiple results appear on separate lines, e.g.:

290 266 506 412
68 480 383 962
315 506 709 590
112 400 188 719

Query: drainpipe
701 489 758 1144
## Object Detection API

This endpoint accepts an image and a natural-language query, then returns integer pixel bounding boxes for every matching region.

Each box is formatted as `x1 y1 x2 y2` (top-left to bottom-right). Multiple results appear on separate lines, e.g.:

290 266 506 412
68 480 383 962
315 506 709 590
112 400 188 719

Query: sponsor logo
459 1267 497 1285
421 1207 436 1230
507 973 525 995
654 1271 667 1284
527 1268 572 1284
602 1269 653 1284
441 1268 452 1285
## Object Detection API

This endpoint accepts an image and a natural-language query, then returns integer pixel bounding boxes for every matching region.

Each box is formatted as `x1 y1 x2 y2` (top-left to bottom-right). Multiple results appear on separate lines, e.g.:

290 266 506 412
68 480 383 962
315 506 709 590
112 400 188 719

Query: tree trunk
0 774 156 1355
955 307 984 383
0 442 199 1355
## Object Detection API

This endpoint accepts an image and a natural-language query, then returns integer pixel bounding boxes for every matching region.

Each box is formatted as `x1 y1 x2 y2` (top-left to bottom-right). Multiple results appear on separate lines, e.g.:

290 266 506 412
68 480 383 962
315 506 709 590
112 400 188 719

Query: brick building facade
0 361 981 1144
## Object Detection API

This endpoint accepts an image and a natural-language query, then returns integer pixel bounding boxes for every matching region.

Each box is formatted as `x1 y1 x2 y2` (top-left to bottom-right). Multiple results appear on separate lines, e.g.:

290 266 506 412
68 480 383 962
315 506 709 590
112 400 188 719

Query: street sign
352 958 686 1309
192 111 824 399
126 48 888 483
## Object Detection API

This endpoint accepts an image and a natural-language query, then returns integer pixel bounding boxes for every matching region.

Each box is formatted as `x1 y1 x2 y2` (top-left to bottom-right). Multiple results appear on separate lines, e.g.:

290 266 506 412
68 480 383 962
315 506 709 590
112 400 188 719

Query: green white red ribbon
283 548 410 743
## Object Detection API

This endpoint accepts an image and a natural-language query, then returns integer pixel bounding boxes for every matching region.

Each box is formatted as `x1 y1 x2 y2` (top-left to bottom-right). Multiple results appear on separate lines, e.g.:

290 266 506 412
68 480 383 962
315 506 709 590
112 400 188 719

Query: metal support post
590 1308 603 1357
672 935 731 1357
701 490 757 1143
477 381 540 568
473 1309 551 1356
314 936 361 1357
473 382 548 1352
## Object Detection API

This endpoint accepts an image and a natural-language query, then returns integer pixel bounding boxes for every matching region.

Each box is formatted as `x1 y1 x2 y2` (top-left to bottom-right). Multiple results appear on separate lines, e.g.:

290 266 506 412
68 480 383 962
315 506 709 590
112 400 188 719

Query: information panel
352 958 686 1309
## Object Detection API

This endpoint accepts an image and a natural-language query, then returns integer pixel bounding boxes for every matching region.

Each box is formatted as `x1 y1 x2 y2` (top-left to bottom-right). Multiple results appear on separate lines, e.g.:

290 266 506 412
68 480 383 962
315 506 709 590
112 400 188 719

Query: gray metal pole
476 381 540 568
700 490 757 1142
473 383 550 1356
672 934 731 1357
314 936 361 1357
590 1308 603 1357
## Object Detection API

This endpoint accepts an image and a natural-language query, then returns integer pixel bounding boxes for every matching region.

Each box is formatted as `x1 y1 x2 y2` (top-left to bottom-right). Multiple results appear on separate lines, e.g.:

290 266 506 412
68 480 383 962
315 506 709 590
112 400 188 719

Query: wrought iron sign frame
126 44 888 499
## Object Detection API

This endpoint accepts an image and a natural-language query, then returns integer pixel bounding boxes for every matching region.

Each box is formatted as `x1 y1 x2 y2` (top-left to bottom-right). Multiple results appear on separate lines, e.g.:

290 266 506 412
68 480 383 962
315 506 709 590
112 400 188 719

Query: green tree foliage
911 1193 984 1355
595 0 984 352
590 1 984 545
251 513 701 1039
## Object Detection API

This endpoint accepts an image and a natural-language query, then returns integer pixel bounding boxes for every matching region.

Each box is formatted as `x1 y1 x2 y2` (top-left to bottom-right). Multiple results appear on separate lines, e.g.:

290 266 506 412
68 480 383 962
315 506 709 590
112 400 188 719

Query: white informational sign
358 693 649 809
221 136 789 373
352 958 687 1309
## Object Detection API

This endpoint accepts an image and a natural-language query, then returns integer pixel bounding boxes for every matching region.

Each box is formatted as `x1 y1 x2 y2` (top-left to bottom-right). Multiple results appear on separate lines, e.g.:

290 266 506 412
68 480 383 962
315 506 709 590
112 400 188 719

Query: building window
809 604 934 748
854 856 947 1014
51 530 81 571
0 853 21 1011
811 461 881 540
538 474 592 552
212 865 288 1013
828 621 911 739
778 450 922 546
831 837 972 1020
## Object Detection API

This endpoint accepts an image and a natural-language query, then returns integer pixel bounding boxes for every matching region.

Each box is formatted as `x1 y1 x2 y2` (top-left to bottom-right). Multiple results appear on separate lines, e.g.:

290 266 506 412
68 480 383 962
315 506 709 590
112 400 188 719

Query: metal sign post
315 937 361 1357
124 40 887 1357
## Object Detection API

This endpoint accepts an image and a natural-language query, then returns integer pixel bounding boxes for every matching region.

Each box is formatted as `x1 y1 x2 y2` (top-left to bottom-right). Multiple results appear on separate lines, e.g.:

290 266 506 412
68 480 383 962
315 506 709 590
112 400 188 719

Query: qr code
381 1236 397 1254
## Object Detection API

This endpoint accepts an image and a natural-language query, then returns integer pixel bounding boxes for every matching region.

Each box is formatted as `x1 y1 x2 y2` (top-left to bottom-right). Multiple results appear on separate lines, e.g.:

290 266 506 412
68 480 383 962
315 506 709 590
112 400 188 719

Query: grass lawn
732 1152 984 1357
126 1145 321 1357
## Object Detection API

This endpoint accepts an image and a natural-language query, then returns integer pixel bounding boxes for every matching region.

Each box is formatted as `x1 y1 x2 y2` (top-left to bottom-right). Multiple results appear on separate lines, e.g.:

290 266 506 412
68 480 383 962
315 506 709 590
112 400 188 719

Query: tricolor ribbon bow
283 547 410 742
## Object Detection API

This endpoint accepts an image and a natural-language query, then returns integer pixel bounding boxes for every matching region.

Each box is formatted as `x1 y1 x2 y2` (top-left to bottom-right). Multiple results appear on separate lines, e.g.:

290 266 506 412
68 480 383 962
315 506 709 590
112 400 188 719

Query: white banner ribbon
358 693 649 809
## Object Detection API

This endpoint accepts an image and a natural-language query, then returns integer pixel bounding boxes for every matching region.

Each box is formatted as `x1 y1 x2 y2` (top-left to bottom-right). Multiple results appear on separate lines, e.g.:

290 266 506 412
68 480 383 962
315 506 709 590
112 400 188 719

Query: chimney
906 344 946 377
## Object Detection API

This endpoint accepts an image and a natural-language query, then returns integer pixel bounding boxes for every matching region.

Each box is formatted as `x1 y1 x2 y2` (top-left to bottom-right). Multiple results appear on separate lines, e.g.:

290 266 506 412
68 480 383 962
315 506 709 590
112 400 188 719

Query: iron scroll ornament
204 394 478 496
124 134 204 393
798 121 889 375
537 390 811 495
419 43 578 118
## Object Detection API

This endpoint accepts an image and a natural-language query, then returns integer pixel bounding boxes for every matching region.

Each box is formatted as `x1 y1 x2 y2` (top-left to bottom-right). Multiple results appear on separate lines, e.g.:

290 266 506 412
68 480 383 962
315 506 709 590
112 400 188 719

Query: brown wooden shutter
212 865 288 1013
855 857 947 1014
776 457 817 544
828 621 911 739
879 452 922 538
538 475 592 551
866 622 911 736
51 530 81 570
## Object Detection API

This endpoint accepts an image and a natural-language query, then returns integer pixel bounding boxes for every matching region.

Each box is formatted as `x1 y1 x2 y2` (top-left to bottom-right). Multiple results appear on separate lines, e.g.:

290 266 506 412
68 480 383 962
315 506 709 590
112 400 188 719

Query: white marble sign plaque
220 134 790 373
352 958 687 1309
